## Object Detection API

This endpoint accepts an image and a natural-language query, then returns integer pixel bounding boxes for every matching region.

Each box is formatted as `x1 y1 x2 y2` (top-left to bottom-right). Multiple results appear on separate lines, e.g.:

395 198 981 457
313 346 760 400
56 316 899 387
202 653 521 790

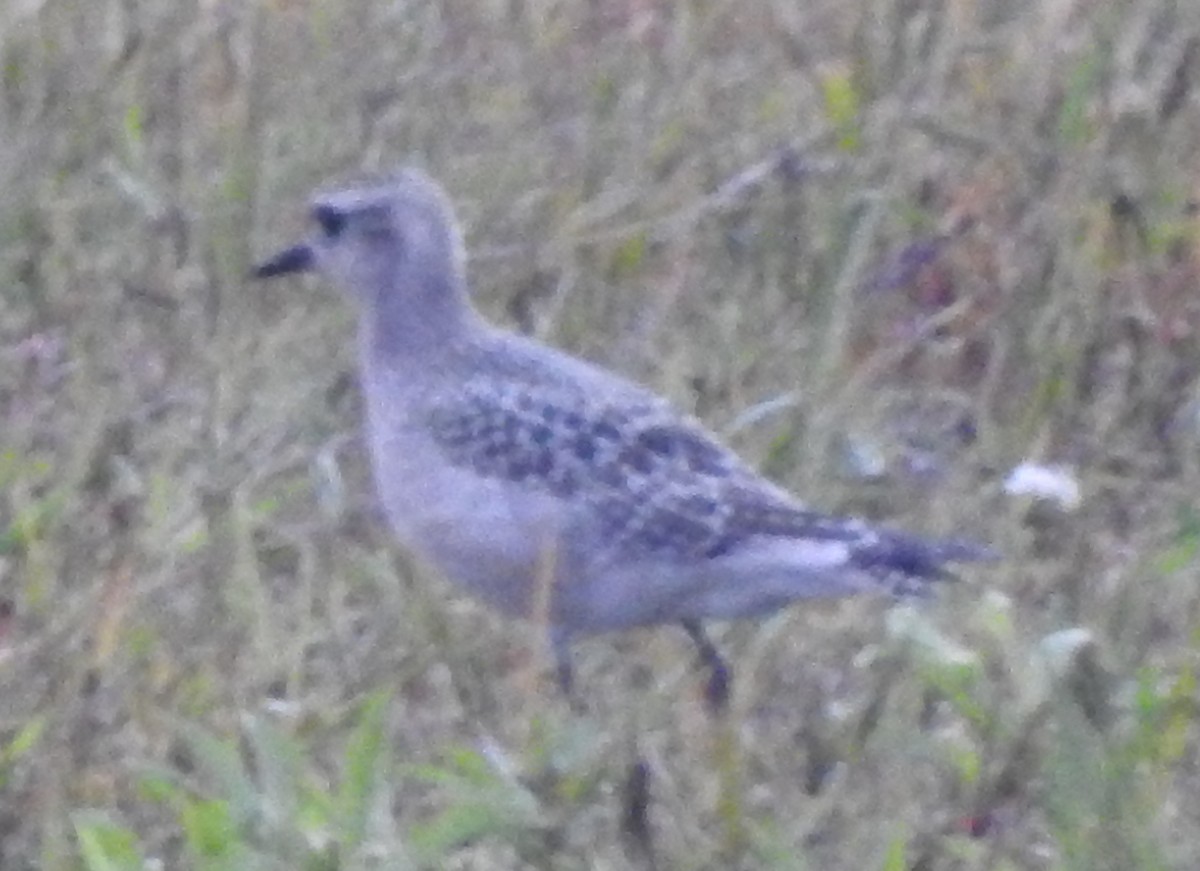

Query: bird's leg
682 621 745 851
550 627 578 701
621 754 656 865
682 620 731 714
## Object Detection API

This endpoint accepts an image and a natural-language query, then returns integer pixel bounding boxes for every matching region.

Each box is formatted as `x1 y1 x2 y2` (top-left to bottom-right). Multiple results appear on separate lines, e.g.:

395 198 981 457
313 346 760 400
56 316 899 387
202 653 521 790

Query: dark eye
313 204 346 239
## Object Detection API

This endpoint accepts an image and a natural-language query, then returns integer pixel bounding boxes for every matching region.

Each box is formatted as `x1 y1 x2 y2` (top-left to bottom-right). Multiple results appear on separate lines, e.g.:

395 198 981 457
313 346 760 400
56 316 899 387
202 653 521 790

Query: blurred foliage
2 0 1200 868
74 692 408 871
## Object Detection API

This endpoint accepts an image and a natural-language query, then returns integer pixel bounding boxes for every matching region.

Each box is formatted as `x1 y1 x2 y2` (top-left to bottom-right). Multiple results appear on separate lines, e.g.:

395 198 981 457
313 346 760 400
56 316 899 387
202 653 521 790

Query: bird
254 167 994 709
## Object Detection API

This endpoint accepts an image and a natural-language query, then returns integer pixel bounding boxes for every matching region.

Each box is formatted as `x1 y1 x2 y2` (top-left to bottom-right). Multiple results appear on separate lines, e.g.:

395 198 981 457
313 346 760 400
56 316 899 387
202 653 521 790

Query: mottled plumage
425 372 981 584
254 167 994 702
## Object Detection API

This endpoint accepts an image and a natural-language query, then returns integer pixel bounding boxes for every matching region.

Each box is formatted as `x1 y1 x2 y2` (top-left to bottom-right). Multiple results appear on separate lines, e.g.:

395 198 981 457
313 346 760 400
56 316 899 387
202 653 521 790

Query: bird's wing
426 374 992 585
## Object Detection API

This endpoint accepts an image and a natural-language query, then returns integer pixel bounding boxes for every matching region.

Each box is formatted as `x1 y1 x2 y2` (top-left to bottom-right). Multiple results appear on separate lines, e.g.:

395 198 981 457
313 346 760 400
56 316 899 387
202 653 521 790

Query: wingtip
935 537 1002 564
850 531 999 598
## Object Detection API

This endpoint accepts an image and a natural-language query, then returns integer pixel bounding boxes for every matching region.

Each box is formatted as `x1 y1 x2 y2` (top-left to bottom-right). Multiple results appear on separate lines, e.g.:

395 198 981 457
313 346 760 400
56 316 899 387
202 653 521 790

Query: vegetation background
3 0 1200 868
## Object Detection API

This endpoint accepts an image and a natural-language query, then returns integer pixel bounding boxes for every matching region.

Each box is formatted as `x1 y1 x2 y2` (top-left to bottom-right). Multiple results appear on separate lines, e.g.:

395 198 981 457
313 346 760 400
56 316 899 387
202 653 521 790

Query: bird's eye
313 204 347 239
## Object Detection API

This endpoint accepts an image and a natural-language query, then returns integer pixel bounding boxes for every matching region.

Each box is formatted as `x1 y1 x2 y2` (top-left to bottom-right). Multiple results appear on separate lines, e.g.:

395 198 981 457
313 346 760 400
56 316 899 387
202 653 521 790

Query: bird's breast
366 410 572 617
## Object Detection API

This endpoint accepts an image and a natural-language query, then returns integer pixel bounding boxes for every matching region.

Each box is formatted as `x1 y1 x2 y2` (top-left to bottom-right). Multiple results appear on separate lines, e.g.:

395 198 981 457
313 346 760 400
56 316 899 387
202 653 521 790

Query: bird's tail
849 530 998 597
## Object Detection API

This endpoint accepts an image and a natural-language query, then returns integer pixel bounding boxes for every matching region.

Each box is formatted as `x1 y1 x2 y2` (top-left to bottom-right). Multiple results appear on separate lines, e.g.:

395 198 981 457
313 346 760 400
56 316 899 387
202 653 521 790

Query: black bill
253 243 315 278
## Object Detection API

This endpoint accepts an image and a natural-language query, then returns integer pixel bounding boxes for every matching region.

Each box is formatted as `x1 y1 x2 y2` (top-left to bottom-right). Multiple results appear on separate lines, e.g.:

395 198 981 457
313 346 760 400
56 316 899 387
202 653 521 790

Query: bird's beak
252 242 315 278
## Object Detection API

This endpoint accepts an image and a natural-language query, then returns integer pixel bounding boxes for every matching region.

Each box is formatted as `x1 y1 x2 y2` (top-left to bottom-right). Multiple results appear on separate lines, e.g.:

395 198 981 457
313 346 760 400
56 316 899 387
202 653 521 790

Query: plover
254 167 993 706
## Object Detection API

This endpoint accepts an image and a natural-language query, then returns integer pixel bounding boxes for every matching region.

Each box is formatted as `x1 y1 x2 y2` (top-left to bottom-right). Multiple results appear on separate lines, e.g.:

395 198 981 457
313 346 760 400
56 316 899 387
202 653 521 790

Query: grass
3 0 1200 867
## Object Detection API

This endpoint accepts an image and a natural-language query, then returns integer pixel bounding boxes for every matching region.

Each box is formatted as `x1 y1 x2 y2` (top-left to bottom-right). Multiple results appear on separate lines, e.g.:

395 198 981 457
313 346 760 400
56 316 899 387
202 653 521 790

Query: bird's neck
358 269 481 367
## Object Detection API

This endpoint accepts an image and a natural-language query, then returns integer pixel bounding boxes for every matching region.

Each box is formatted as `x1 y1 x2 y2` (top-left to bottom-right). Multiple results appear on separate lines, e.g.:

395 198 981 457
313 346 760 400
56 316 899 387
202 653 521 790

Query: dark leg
550 627 577 699
622 755 656 867
682 620 731 714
